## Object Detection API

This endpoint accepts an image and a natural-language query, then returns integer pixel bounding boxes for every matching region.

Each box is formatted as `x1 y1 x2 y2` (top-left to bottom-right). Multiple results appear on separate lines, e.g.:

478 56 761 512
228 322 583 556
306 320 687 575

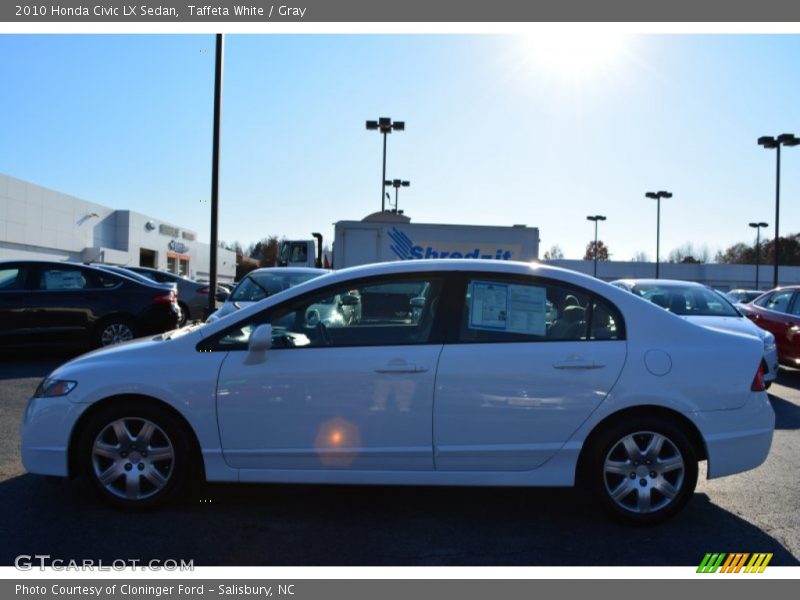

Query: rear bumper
138 303 180 335
763 346 779 382
692 391 775 479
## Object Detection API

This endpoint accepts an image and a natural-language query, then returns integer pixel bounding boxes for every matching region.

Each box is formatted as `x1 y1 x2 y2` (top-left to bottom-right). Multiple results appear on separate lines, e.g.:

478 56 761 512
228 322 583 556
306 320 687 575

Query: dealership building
0 173 236 282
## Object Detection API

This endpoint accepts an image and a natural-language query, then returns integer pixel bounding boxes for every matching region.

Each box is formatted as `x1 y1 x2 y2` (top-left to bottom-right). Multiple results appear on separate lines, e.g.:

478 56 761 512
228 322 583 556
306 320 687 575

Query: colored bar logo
697 552 773 573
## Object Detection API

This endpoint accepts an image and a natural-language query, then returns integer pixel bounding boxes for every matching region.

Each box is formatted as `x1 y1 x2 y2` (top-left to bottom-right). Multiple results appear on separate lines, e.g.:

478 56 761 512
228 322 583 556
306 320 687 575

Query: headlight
33 378 77 398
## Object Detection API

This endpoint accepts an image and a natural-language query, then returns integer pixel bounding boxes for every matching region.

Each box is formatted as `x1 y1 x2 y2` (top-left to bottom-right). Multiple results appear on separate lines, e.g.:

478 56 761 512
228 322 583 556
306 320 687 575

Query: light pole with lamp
758 133 799 288
749 221 768 290
384 179 410 212
645 190 672 279
366 117 404 212
586 215 607 278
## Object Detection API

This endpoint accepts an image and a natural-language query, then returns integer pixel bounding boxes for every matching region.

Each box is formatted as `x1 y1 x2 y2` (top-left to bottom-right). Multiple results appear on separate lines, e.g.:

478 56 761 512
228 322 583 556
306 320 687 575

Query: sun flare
520 31 630 80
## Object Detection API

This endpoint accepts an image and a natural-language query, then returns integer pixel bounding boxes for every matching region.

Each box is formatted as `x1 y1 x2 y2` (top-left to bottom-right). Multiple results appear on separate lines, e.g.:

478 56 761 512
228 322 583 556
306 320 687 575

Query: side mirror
249 324 272 352
341 294 360 306
216 290 230 302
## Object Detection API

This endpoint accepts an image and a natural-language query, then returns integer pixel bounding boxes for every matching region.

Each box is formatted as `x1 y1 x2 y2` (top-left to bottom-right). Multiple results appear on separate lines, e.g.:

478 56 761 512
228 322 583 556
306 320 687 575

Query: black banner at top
3 0 800 22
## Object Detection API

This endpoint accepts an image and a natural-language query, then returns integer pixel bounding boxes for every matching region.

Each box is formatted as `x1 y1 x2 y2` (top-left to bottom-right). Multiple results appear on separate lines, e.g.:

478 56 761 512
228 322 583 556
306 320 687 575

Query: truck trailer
278 212 540 269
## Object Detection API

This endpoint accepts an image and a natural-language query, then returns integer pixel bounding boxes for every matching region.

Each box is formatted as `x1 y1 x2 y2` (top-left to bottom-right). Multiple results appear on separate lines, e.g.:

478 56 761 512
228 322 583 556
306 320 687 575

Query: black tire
177 302 190 327
93 317 136 348
76 400 195 510
583 416 698 525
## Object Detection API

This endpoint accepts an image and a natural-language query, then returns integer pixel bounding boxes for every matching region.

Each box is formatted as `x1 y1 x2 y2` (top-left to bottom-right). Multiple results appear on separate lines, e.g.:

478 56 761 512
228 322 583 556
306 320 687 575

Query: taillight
153 291 176 304
751 362 766 392
197 286 210 294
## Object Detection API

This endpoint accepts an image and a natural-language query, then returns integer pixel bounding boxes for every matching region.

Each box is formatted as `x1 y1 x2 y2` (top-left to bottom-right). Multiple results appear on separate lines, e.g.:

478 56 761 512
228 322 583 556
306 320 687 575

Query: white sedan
21 260 774 524
610 279 779 386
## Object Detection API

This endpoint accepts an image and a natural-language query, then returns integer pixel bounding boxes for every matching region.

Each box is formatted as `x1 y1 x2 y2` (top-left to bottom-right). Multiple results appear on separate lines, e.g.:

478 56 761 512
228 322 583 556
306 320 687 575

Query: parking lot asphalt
1 350 798 567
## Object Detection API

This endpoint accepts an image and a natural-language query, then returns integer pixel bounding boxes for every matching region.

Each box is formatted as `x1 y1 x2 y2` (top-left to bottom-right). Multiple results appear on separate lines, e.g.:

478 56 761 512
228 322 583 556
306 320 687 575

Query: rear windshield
631 284 739 317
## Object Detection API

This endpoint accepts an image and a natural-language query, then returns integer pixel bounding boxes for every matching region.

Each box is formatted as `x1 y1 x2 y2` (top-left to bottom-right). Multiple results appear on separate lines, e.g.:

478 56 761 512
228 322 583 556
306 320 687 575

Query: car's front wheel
585 417 698 525
78 401 194 509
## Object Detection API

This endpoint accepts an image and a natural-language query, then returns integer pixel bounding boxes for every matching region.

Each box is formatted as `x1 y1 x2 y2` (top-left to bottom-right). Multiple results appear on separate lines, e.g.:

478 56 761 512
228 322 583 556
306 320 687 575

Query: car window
208 277 443 351
457 278 623 343
133 270 158 282
38 268 90 290
95 273 120 288
631 284 739 317
231 271 321 303
755 290 794 313
0 267 26 290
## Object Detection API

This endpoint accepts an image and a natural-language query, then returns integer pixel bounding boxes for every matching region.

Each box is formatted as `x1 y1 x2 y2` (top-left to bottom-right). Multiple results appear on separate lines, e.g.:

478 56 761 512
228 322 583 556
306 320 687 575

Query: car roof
611 278 709 289
247 267 330 275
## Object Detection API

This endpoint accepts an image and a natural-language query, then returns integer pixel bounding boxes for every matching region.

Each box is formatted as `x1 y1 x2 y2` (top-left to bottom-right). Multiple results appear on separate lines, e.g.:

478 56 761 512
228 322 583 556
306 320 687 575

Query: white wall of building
0 173 235 282
547 259 800 291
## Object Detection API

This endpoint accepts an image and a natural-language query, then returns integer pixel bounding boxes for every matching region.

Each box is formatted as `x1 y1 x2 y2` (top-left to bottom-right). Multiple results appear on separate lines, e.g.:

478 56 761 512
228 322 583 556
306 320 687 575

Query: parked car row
0 260 180 348
0 260 233 349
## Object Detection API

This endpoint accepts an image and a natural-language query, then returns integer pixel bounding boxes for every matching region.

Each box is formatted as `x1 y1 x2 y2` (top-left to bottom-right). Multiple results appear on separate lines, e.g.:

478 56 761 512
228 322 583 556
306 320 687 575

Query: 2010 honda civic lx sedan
21 260 775 524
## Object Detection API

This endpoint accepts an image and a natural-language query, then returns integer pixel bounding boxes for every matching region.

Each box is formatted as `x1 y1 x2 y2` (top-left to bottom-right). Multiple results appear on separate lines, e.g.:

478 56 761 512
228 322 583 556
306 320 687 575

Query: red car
738 286 800 366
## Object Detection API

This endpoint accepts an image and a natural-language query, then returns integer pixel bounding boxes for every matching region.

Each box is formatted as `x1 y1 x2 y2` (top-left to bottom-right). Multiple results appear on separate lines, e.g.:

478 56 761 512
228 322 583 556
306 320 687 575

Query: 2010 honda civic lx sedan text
21 260 775 524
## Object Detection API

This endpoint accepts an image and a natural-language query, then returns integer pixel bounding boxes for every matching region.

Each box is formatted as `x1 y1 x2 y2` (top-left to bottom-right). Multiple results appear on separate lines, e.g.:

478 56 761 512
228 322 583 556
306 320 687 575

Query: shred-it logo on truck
388 227 519 261
696 552 773 573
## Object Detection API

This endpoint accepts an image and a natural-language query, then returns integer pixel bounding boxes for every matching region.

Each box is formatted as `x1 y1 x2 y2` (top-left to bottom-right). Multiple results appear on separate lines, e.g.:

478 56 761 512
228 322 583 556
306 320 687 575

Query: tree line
542 233 800 265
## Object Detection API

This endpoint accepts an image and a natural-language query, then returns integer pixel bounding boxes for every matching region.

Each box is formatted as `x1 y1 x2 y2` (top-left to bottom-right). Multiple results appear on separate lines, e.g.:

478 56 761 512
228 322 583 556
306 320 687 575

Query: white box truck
278 212 539 269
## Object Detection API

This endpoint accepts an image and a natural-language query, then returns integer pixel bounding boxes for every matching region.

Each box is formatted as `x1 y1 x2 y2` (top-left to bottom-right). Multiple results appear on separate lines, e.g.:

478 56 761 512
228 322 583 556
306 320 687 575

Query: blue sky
1 33 799 260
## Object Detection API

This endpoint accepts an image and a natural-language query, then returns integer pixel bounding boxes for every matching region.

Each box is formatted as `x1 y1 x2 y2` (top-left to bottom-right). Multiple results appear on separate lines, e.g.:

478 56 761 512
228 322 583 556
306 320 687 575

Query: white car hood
685 315 767 339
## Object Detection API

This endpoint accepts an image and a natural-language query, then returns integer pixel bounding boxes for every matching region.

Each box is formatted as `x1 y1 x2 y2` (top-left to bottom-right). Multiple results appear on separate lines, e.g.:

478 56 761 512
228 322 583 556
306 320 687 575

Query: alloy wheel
603 431 685 514
91 418 174 500
100 322 134 345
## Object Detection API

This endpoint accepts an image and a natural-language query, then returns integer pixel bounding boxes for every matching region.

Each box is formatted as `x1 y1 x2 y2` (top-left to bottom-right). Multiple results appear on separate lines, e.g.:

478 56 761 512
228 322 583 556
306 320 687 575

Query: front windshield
632 284 740 317
231 271 321 303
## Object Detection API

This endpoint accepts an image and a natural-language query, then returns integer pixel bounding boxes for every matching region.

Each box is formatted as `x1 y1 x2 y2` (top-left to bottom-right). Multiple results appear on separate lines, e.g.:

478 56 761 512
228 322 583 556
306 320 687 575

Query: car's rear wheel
95 318 136 347
585 417 698 525
78 402 194 509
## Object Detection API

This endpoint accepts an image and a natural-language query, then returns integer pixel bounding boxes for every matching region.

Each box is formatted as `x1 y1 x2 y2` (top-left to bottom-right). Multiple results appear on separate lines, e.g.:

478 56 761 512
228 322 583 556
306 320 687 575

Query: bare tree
667 242 710 264
543 245 564 260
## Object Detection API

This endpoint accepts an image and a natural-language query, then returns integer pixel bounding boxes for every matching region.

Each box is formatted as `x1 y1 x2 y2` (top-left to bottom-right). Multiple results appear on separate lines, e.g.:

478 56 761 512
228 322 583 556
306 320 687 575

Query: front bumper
20 395 87 477
693 391 775 479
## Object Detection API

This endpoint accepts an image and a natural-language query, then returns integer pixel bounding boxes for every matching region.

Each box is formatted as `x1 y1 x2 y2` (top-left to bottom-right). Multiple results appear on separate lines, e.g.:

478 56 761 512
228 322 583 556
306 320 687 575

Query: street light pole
645 191 672 279
384 179 410 212
758 133 799 288
208 33 224 318
749 221 769 289
586 215 607 278
366 117 405 212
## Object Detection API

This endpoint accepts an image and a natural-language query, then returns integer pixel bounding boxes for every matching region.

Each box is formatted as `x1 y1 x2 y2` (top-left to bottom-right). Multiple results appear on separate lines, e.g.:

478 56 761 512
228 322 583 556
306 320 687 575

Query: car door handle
375 364 428 374
552 360 604 370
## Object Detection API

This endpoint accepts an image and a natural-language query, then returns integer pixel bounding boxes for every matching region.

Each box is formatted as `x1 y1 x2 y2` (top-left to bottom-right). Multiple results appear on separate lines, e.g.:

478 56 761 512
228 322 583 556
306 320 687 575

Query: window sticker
469 280 547 335
43 270 85 290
